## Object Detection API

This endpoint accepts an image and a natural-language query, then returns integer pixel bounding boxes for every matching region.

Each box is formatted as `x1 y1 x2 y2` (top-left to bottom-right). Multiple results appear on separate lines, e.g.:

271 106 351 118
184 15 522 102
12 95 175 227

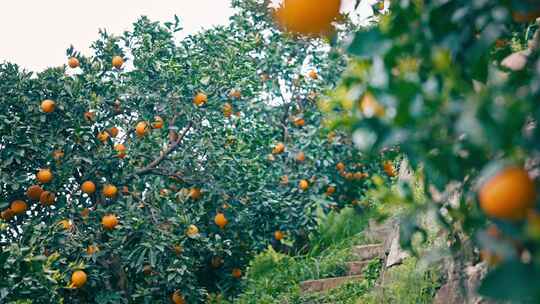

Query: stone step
352 244 385 260
300 275 364 293
346 261 370 275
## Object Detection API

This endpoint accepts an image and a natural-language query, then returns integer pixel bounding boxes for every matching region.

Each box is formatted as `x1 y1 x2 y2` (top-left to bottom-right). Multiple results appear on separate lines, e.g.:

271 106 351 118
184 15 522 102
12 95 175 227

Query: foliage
324 0 540 301
0 1 392 302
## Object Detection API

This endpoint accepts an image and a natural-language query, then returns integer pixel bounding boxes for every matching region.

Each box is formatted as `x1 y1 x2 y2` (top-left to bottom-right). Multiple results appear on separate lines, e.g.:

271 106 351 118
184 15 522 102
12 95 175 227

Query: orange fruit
383 161 396 177
274 230 284 241
102 214 119 230
52 149 64 160
336 162 345 172
345 172 354 180
272 142 285 154
59 219 72 230
295 151 305 162
112 56 124 69
10 200 27 215
109 127 119 138
479 167 537 221
26 185 44 200
81 181 96 194
114 144 127 158
102 184 118 198
354 172 367 180
97 131 109 142
214 213 228 229
152 116 164 129
223 103 233 118
135 121 147 137
71 270 87 288
512 9 540 23
86 245 99 255
232 268 242 279
325 186 336 196
360 93 385 118
274 0 341 37
186 224 199 237
41 99 55 113
299 179 309 190
1 209 14 221
171 291 185 304
280 175 289 185
307 69 318 79
83 111 95 122
36 169 53 183
193 92 208 106
68 57 80 68
173 245 183 255
189 188 202 200
229 89 241 99
39 191 55 206
293 117 305 127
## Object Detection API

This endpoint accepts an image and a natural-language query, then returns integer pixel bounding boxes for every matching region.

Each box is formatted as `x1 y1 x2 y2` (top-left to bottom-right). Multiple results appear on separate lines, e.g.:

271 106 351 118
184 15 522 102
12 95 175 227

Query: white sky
0 0 376 72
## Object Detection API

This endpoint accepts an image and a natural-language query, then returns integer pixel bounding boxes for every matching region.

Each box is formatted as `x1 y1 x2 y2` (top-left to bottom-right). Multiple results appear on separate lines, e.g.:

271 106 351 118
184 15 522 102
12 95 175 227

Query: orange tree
318 0 540 301
0 1 386 303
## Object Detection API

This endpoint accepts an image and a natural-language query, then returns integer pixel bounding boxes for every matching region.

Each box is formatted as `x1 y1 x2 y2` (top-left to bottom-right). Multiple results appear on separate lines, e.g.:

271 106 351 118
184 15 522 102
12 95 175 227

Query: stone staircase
300 243 386 293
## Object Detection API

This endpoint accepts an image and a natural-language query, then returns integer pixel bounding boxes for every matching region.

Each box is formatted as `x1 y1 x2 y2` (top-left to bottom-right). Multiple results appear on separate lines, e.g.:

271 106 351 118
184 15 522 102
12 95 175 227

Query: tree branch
129 121 193 177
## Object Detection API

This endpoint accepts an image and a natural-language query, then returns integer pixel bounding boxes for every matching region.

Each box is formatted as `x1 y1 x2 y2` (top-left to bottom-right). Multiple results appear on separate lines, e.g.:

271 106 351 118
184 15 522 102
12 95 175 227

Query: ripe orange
383 161 396 177
68 57 80 68
229 89 241 99
52 150 64 160
112 56 124 69
36 169 53 183
83 111 95 122
87 245 99 255
114 144 127 158
1 209 14 221
173 245 183 255
81 181 96 194
102 214 119 230
71 270 87 288
189 188 202 200
361 93 385 118
295 151 305 162
307 69 318 80
135 121 147 137
97 131 109 142
193 92 208 106
354 172 367 180
299 179 309 190
151 116 164 129
39 191 55 206
232 268 242 279
27 185 44 200
59 219 72 230
274 0 342 37
171 291 185 304
102 184 118 198
223 103 233 118
293 117 305 127
186 224 199 237
10 200 27 215
325 186 336 196
336 162 345 172
109 126 119 138
479 167 537 221
274 230 284 241
272 142 285 154
41 99 55 113
345 172 354 180
214 213 228 229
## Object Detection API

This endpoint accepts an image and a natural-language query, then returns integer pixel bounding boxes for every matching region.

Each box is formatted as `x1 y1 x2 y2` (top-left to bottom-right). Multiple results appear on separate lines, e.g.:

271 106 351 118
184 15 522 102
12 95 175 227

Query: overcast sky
0 0 374 72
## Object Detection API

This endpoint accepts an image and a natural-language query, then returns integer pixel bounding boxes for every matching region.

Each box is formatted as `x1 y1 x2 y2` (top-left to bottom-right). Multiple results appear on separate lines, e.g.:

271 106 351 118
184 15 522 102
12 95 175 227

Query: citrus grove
0 1 397 303
322 0 540 301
